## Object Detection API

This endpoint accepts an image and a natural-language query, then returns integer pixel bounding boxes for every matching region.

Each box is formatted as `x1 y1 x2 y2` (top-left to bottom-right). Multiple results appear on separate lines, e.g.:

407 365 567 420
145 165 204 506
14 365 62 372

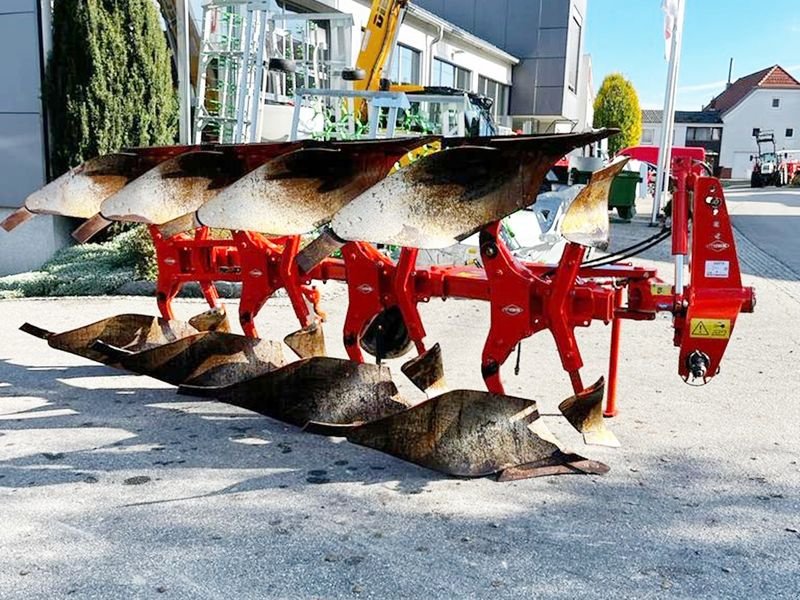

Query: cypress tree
46 0 177 175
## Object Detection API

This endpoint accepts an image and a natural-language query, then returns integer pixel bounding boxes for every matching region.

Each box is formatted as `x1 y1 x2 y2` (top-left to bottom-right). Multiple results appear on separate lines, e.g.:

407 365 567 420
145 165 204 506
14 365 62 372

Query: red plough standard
12 131 755 480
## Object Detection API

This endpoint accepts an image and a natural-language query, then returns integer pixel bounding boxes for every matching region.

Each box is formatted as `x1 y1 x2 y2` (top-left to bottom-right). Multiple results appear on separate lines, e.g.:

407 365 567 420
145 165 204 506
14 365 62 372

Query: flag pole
650 0 686 227
177 0 192 144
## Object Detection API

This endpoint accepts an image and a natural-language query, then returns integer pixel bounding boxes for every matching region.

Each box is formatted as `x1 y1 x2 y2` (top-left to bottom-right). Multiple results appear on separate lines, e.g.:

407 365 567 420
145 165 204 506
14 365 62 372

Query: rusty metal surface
558 377 620 447
332 130 615 248
25 153 141 219
156 213 203 239
312 389 593 478
116 331 285 387
100 151 241 225
359 306 414 359
283 324 326 359
71 214 113 243
497 452 610 480
20 314 200 365
561 157 630 250
295 228 346 274
180 357 409 427
0 207 36 232
196 138 434 235
187 306 230 333
401 343 448 394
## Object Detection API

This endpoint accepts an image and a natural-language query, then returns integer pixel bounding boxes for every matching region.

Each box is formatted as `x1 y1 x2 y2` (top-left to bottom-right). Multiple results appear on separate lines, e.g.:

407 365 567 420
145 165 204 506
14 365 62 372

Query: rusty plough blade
558 377 620 448
330 130 612 249
20 308 283 388
0 207 36 232
1 145 198 237
560 157 629 250
307 389 607 479
179 358 410 427
99 151 243 225
283 324 326 359
401 342 448 395
197 138 434 235
106 332 285 387
21 153 141 220
71 214 114 243
20 314 204 365
20 307 228 364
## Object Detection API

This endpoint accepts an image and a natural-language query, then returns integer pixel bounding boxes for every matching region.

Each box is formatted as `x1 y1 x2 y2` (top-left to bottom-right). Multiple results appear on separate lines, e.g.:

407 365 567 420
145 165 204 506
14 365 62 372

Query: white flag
662 0 680 61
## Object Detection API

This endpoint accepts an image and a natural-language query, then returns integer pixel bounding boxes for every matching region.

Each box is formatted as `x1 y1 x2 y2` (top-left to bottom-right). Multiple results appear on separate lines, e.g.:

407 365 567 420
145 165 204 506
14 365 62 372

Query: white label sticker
705 260 730 278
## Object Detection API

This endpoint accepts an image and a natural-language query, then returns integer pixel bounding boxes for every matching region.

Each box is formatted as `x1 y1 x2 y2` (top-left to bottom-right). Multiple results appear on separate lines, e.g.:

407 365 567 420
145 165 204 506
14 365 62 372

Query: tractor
750 130 784 187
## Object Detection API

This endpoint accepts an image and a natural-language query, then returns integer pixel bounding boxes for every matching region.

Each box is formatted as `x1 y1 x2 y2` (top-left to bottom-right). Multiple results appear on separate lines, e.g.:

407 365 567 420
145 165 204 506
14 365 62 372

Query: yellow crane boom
352 0 410 92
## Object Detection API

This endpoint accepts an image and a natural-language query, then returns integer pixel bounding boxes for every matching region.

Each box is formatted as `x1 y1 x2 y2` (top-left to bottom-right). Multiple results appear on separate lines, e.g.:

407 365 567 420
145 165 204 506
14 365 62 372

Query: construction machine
750 130 784 187
341 0 498 135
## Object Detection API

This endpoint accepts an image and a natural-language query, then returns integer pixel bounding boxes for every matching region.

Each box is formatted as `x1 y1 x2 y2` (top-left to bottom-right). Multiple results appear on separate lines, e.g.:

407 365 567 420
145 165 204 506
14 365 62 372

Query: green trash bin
607 171 642 221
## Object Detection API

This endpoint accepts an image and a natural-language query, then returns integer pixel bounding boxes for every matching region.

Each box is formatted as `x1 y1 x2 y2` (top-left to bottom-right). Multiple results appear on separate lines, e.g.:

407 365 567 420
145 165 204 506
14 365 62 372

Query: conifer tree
47 0 177 175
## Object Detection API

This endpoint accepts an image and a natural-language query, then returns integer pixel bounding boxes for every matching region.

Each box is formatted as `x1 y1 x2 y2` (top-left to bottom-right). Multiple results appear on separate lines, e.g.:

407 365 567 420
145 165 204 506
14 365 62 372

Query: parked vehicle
750 131 783 187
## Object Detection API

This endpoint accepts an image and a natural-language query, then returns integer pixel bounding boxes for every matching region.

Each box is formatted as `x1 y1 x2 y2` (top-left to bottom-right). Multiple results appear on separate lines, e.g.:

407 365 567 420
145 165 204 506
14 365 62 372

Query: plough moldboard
6 131 756 481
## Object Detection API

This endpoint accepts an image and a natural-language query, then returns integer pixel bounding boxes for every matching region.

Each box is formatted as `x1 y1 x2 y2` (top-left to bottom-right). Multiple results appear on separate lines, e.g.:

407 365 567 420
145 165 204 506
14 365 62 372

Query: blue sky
585 0 800 111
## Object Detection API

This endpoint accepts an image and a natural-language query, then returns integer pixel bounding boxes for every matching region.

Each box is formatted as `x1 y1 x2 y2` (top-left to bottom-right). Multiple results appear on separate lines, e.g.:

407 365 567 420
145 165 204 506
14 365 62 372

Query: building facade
414 0 591 133
707 66 800 179
641 109 724 171
0 0 71 276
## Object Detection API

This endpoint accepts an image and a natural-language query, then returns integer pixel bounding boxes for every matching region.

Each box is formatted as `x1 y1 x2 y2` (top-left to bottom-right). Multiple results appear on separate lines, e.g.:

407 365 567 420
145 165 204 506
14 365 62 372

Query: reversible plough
2 130 755 480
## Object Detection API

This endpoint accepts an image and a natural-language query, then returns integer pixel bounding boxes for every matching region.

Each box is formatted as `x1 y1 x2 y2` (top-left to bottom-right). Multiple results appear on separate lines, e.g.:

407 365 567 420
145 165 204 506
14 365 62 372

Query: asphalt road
1 193 799 599
726 186 800 277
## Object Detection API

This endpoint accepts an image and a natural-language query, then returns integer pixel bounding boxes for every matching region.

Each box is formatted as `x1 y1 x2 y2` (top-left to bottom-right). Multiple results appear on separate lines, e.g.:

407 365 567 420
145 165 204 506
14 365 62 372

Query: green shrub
593 73 642 155
0 226 156 298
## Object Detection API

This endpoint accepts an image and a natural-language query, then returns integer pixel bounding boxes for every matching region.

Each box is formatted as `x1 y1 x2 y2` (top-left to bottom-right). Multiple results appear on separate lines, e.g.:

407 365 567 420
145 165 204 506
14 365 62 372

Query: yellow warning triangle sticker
691 321 709 336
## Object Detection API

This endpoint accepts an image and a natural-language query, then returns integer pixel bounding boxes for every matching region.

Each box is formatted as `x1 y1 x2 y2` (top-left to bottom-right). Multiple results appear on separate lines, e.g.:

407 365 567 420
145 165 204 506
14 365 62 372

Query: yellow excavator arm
350 0 496 138
353 0 410 92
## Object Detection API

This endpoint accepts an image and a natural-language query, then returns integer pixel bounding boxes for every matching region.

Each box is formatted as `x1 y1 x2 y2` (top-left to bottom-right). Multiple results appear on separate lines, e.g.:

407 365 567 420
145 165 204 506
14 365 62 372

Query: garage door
732 152 754 180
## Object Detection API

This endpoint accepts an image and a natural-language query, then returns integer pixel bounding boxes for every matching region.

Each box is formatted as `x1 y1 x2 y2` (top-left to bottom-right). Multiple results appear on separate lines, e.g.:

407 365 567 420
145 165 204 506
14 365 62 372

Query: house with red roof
641 65 800 178
708 65 800 178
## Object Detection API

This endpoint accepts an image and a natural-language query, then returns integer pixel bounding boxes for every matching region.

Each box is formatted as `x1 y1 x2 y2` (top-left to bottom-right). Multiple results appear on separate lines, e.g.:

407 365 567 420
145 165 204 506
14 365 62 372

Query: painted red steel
145 165 754 404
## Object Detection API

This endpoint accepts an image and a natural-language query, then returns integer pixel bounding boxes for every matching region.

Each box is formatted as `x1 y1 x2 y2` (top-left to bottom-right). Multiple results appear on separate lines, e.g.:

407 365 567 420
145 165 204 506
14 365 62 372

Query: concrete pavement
726 186 800 277
1 192 799 599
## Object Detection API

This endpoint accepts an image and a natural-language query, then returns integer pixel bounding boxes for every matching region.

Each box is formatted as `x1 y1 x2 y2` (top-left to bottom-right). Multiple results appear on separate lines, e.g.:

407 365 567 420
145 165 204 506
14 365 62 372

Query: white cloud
678 80 726 93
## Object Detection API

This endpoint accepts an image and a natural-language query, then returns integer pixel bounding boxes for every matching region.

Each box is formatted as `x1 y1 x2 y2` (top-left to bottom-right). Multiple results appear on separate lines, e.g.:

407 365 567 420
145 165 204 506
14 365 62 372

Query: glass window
456 68 471 90
389 44 421 85
567 15 582 92
772 98 780 108
478 75 510 117
687 127 721 141
753 128 760 137
787 128 794 138
432 58 471 90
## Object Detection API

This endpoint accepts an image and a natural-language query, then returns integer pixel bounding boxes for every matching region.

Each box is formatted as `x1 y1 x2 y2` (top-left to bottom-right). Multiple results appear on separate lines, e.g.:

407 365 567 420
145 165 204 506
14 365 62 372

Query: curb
112 280 248 298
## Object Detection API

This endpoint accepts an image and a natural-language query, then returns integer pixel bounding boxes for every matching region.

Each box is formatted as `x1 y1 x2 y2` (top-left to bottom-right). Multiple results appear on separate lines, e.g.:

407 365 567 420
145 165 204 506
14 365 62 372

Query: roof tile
705 65 800 113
